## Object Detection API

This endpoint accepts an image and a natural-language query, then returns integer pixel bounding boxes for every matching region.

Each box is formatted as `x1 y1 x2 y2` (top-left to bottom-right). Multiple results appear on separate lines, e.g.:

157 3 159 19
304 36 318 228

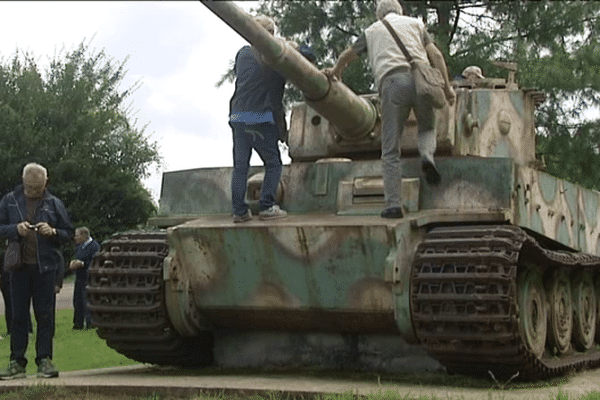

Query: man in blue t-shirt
228 15 288 223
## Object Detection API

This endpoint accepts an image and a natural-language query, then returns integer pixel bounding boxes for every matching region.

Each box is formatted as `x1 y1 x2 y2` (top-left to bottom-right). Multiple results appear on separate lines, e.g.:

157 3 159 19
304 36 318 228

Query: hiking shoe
233 210 252 223
422 160 441 185
259 205 287 220
0 360 26 380
381 207 404 219
37 358 58 378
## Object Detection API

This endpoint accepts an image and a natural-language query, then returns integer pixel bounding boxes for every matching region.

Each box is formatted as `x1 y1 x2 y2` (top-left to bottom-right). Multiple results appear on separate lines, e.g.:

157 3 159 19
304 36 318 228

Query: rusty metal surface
87 232 443 372
412 225 600 380
87 232 213 368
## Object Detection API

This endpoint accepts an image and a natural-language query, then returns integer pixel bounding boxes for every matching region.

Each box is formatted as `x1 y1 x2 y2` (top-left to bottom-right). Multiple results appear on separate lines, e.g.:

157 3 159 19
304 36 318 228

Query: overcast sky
0 1 268 202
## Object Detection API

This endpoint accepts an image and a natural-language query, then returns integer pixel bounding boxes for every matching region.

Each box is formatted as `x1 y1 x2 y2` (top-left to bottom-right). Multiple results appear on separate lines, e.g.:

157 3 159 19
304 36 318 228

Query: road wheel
518 266 547 358
572 270 596 351
595 275 600 343
545 269 573 355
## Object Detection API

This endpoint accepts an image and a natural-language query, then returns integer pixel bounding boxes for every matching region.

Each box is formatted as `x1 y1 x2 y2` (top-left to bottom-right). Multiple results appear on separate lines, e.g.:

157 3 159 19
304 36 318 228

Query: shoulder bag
3 192 25 272
4 240 22 272
381 18 446 109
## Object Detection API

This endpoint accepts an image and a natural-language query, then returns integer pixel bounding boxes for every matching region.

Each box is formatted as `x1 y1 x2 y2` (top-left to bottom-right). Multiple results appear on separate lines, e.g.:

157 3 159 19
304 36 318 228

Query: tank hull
87 1 600 379
89 150 600 379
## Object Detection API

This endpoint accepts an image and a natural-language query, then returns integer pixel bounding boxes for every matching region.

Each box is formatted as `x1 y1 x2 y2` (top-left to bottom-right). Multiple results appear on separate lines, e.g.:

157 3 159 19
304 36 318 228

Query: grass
2 387 600 400
0 308 138 374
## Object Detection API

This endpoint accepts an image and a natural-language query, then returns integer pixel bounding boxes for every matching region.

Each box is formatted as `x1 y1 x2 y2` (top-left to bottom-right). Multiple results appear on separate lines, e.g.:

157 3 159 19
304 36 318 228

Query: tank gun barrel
201 0 377 140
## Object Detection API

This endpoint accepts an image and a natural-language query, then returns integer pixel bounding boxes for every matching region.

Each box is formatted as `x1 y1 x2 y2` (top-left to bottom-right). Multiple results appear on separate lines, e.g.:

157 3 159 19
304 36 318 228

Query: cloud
0 1 268 204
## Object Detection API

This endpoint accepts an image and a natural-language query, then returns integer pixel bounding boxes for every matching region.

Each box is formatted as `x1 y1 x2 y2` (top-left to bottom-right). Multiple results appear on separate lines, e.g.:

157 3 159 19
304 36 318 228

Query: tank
87 1 600 380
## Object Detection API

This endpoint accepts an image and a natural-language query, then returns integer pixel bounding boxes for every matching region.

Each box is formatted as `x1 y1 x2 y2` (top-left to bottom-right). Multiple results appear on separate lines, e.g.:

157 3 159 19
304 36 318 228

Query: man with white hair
325 0 456 219
0 162 73 379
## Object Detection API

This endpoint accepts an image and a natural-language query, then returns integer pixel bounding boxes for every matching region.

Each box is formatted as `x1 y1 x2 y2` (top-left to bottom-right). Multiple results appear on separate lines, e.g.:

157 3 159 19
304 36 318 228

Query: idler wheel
545 269 573 355
572 270 596 351
518 267 547 358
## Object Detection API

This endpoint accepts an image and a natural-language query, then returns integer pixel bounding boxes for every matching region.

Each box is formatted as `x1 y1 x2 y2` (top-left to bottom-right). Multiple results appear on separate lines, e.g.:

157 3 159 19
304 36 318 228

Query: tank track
87 231 213 368
411 225 600 380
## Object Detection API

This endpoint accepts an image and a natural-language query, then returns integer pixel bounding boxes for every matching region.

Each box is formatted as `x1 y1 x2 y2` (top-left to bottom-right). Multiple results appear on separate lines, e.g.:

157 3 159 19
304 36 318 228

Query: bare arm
323 47 359 81
425 43 456 105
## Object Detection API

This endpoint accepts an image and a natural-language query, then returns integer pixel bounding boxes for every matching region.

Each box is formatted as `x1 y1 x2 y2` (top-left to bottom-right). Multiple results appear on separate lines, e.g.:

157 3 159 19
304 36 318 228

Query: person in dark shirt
0 163 73 379
229 15 288 223
69 227 100 330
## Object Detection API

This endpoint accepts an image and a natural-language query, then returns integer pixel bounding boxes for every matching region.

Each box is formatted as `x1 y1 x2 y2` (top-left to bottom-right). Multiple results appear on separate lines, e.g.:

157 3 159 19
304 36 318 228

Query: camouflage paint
580 188 600 253
157 0 600 350
158 158 513 219
165 216 399 336
289 97 453 162
161 156 517 337
453 88 536 166
512 166 600 252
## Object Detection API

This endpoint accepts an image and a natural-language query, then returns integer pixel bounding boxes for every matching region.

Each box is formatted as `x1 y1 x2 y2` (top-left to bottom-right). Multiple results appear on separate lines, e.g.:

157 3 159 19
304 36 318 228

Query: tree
226 1 600 191
0 41 161 242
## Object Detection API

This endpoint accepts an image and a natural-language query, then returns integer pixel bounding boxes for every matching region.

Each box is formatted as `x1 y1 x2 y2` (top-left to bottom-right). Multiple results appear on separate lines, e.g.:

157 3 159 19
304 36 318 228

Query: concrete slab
0 364 598 399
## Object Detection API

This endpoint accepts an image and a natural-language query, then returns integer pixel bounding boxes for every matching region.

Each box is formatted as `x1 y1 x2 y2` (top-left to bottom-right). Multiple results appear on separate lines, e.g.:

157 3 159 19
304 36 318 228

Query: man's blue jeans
10 265 55 367
73 268 91 328
230 121 282 216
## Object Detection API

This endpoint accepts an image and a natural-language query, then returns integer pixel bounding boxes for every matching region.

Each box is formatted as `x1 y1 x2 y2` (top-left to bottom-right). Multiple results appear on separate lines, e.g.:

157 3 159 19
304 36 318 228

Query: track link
411 225 600 380
87 231 213 368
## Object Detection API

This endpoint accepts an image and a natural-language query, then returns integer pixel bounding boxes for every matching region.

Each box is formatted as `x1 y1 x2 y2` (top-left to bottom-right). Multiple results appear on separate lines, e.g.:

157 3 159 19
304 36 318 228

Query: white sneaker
259 205 287 220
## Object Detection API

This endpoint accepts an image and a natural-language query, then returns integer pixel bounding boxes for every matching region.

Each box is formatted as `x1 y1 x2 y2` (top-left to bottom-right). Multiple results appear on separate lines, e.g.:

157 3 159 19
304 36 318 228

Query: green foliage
256 0 376 96
537 120 600 190
0 41 161 242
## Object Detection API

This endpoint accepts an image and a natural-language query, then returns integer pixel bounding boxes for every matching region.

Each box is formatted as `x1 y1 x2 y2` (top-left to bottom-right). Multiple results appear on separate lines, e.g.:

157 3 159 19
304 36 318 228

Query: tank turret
87 1 600 381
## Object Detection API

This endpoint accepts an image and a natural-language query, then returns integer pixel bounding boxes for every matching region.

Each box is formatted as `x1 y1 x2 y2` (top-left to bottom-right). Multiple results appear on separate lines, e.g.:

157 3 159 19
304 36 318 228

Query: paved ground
0 364 598 399
56 281 74 310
